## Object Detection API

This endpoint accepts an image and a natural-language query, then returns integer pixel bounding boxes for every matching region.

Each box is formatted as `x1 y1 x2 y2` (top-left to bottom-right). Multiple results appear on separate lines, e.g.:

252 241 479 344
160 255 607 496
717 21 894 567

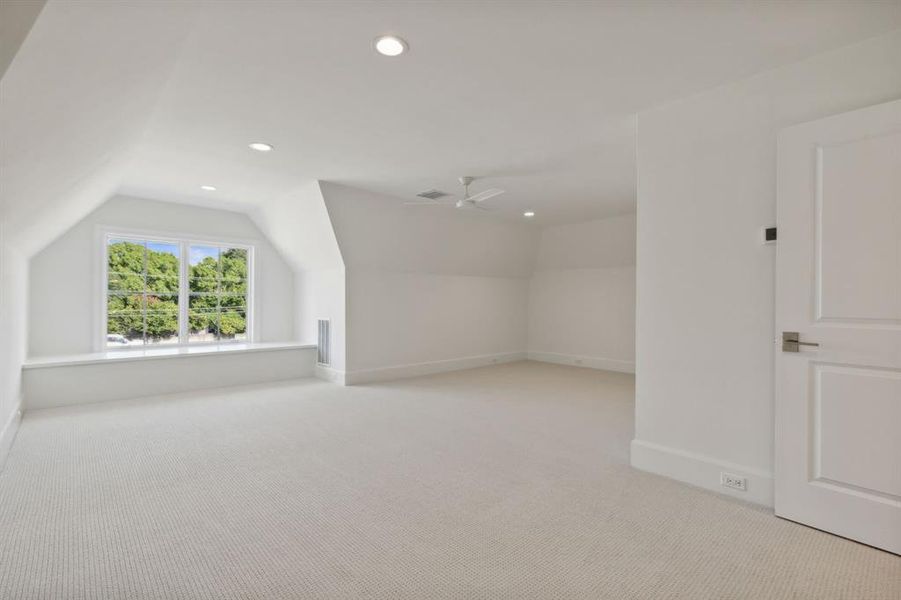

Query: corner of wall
248 182 347 372
314 364 346 385
631 32 901 509
0 401 22 472
630 439 774 507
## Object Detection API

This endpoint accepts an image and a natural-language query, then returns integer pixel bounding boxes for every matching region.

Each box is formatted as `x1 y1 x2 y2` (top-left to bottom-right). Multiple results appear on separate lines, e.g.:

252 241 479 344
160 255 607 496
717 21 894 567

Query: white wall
0 226 27 465
346 270 529 378
528 214 636 372
250 181 347 374
632 30 901 506
28 195 297 357
320 183 537 381
295 267 346 377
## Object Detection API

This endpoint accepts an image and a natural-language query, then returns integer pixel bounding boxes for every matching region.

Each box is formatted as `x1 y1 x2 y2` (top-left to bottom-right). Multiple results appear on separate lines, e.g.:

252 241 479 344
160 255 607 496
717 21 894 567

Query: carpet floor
0 361 898 599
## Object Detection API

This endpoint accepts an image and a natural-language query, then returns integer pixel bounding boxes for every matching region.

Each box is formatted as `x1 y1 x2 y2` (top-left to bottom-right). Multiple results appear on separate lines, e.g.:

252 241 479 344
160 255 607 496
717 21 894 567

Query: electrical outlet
721 472 747 491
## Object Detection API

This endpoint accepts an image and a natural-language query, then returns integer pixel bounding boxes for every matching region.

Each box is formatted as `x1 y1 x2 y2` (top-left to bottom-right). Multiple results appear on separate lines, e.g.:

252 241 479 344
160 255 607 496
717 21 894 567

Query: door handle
782 331 819 352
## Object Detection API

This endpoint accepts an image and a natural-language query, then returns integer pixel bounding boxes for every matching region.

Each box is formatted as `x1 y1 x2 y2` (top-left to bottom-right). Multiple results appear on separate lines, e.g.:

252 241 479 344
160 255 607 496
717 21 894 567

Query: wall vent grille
416 189 449 200
317 319 330 366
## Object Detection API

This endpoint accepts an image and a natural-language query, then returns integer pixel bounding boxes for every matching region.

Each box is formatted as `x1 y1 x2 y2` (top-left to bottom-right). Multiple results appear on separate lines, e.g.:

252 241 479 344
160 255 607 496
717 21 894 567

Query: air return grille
317 319 330 366
416 189 449 200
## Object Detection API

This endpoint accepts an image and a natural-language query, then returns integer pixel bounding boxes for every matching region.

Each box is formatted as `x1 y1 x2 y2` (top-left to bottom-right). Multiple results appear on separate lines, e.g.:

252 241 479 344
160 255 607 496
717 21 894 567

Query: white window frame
97 226 256 351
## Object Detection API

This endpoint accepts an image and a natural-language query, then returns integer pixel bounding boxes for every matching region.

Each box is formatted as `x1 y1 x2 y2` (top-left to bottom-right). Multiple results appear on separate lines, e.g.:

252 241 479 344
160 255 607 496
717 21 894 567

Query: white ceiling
5 1 901 235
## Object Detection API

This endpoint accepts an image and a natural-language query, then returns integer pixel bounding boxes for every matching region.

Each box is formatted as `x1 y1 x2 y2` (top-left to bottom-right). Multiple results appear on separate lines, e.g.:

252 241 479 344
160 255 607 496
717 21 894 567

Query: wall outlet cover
721 472 747 491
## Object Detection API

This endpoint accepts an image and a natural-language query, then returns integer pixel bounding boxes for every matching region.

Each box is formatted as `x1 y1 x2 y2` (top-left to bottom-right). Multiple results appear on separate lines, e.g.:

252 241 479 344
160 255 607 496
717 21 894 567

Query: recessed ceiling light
374 35 407 57
248 142 274 152
523 211 536 218
200 185 217 192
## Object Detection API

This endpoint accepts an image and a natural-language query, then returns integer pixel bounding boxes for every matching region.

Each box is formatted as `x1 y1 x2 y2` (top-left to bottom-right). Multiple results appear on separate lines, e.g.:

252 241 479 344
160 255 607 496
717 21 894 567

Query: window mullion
142 242 148 345
102 236 109 350
179 240 188 344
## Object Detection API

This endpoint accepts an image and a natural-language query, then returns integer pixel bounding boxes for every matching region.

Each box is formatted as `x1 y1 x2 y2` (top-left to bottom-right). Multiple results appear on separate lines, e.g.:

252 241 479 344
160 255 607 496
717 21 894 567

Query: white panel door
775 99 901 555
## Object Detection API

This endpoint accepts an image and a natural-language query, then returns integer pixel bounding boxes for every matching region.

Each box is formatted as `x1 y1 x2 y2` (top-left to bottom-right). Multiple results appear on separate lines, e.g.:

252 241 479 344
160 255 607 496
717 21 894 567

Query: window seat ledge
24 342 316 370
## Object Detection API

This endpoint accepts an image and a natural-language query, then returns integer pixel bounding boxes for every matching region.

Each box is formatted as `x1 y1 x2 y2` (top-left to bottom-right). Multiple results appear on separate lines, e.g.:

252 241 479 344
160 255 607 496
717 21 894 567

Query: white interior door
775 99 901 555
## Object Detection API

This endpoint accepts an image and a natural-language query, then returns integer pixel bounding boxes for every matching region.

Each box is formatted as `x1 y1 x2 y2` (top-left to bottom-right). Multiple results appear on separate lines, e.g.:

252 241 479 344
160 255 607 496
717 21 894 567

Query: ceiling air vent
416 189 449 200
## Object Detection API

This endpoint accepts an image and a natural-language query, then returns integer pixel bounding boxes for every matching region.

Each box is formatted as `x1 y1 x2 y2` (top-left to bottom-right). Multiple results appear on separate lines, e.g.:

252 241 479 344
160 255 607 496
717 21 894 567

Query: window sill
23 342 316 370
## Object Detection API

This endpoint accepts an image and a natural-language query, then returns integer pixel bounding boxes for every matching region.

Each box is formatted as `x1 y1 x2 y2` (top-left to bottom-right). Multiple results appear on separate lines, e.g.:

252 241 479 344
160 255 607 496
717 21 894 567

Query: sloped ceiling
0 0 46 79
0 0 199 256
250 181 343 272
320 182 538 278
3 1 901 258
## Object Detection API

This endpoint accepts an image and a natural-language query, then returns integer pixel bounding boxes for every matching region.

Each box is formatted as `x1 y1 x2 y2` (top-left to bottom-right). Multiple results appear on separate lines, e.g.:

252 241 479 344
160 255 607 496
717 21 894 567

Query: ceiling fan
406 176 505 210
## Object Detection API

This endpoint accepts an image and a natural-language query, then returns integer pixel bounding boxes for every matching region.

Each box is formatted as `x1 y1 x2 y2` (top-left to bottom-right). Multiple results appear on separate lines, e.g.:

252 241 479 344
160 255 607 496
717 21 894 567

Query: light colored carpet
0 361 898 599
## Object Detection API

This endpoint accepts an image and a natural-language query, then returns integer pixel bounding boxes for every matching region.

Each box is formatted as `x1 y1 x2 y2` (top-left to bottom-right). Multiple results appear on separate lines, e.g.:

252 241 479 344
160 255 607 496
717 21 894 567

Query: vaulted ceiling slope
320 182 538 278
3 1 900 257
0 1 200 255
0 0 46 79
250 181 343 272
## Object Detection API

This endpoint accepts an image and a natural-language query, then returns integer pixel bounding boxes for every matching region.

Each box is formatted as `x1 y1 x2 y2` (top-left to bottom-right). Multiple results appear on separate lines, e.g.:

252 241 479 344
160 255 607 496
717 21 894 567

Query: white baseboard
315 365 346 385
0 403 22 472
345 352 527 385
527 351 635 374
630 439 774 507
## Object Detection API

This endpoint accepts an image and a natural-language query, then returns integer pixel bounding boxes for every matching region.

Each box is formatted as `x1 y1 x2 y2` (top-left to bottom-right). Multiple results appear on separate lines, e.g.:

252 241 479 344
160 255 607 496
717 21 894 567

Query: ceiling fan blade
467 188 505 203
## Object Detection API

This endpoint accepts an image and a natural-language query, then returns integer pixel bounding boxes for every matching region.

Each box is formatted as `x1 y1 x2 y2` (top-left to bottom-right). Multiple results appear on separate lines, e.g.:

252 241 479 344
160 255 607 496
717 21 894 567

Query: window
104 232 252 349
187 245 249 344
